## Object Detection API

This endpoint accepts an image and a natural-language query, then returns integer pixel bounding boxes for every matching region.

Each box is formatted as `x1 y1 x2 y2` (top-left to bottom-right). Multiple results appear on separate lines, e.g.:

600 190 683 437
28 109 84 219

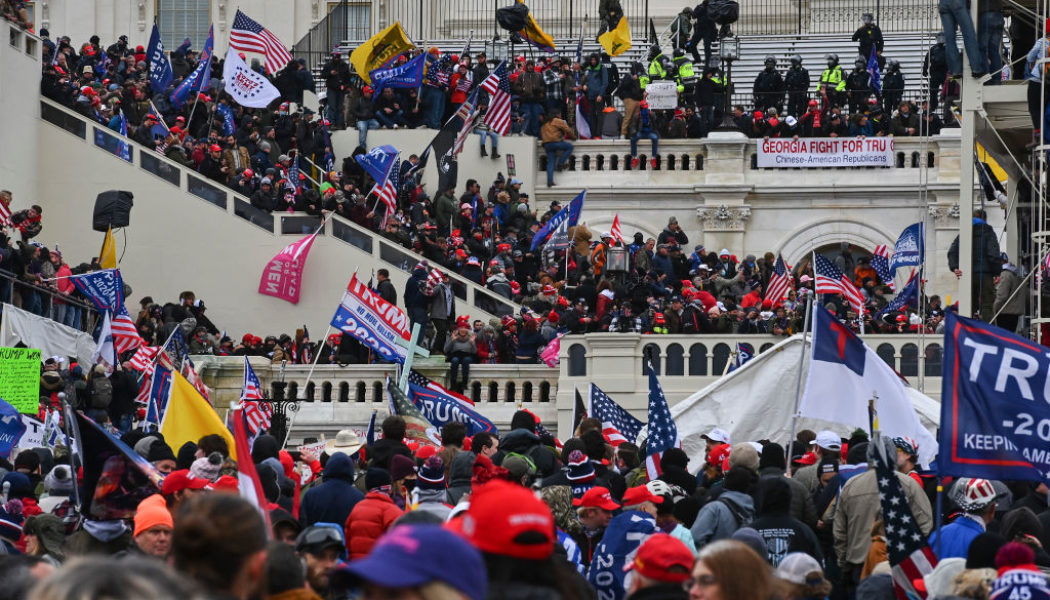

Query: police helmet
826 53 839 65
673 47 686 59
790 54 802 65
855 55 866 67
887 58 900 69
764 54 776 66
862 13 874 24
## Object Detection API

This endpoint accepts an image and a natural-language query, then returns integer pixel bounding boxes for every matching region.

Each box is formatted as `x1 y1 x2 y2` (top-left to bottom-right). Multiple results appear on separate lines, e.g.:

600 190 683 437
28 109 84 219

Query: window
158 0 211 52
329 2 372 41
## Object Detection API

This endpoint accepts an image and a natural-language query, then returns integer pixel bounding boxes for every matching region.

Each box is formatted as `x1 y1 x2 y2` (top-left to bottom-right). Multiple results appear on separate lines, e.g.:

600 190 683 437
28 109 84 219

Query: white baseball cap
702 427 731 445
814 430 842 451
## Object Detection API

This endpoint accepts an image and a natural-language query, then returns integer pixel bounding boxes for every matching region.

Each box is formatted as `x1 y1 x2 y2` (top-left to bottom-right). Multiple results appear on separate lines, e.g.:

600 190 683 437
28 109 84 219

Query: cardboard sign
645 81 679 110
0 347 42 413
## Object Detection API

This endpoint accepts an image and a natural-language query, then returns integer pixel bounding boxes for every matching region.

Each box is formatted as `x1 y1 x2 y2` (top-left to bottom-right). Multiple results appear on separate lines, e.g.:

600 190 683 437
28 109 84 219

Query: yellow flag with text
599 17 632 57
350 22 415 84
99 226 117 269
160 371 236 460
518 0 556 53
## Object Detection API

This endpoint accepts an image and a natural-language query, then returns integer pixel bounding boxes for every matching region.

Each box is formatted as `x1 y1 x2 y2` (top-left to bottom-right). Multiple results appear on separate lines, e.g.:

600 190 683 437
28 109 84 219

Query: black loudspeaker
92 190 134 232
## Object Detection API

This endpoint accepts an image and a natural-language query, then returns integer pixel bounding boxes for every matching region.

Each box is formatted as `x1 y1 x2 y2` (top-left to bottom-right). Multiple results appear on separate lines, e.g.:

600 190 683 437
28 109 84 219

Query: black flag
573 387 588 434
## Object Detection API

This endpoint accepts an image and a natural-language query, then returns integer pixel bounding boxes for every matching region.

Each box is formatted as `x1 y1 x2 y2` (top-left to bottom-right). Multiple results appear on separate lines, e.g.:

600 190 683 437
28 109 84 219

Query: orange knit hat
134 494 174 537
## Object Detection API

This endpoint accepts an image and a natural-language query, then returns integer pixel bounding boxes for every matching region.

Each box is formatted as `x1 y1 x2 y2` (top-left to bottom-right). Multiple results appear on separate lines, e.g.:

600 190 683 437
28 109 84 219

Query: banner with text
258 230 320 304
939 313 1050 482
757 137 894 168
0 347 42 413
329 273 411 364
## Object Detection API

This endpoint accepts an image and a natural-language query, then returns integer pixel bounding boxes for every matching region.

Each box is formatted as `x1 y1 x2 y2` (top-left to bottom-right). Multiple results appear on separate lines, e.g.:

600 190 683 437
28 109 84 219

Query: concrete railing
195 356 558 443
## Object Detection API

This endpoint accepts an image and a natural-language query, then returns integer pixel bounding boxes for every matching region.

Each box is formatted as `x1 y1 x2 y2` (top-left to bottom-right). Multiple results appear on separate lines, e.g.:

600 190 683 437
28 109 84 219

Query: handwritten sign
645 81 679 110
757 137 895 168
0 347 42 413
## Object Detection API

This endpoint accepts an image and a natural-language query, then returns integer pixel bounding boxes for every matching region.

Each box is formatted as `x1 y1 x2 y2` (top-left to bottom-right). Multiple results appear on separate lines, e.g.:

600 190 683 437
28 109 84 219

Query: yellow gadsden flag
99 226 117 269
161 371 237 460
599 16 632 57
350 22 416 84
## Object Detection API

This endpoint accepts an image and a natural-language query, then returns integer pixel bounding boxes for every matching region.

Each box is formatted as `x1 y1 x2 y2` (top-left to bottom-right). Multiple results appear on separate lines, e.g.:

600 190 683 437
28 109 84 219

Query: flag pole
283 323 333 448
786 265 814 477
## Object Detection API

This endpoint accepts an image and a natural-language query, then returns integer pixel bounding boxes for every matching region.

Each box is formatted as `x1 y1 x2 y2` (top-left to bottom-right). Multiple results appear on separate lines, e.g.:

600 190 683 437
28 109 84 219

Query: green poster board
0 347 41 413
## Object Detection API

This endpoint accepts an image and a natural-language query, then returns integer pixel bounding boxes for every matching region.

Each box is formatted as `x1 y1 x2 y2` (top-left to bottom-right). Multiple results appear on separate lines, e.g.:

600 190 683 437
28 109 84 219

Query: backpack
717 495 752 529
90 375 113 409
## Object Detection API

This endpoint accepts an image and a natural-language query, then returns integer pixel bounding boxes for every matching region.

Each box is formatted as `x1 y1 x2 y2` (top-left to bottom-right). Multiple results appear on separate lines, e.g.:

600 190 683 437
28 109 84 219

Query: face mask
402 480 416 493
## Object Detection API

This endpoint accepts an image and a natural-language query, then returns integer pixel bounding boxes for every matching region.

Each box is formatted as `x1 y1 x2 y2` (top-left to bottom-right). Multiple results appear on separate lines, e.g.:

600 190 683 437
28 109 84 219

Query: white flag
222 47 280 108
92 311 117 375
799 303 937 466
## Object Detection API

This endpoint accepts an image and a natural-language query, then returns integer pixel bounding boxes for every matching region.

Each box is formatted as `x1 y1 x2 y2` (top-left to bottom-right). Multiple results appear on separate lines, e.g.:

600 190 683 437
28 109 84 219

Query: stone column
927 203 960 303
696 132 753 252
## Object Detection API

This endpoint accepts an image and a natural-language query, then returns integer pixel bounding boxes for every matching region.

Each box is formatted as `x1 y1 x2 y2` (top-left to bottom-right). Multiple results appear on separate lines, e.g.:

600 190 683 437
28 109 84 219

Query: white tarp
670 335 940 473
0 303 95 366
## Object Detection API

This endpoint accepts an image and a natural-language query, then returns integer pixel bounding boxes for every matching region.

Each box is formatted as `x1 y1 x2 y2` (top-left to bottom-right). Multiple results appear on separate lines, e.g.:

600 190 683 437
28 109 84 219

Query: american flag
241 356 264 400
610 214 624 245
0 199 11 226
872 245 896 291
423 267 444 296
453 89 479 156
479 61 512 135
162 326 190 371
408 369 474 407
112 306 145 355
128 345 161 372
239 356 272 437
182 358 211 402
43 408 66 447
644 362 678 480
590 383 643 446
764 254 792 305
372 158 399 218
872 432 937 598
233 406 273 524
814 254 865 315
229 9 292 75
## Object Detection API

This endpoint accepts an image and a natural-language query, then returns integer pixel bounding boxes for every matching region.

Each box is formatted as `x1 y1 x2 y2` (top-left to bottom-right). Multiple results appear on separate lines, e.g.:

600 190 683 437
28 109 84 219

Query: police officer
695 62 725 125
647 45 671 83
784 54 810 117
753 55 786 115
845 55 872 115
816 53 846 109
672 48 698 107
882 58 905 115
923 33 948 112
852 13 884 68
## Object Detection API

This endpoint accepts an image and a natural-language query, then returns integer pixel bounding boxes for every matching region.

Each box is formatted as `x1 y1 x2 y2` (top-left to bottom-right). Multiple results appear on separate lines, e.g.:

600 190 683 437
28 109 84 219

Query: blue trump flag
867 46 881 94
530 190 586 251
147 24 174 94
170 25 214 108
216 102 236 136
875 271 919 319
406 370 498 436
727 342 755 373
354 145 399 186
0 398 27 458
117 110 131 161
888 222 924 277
70 269 126 313
369 53 426 94
939 313 1050 483
587 510 659 600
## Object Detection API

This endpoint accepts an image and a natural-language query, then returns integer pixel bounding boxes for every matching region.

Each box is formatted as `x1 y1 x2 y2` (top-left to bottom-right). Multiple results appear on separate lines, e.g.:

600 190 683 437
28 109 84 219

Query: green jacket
816 65 846 92
433 192 458 229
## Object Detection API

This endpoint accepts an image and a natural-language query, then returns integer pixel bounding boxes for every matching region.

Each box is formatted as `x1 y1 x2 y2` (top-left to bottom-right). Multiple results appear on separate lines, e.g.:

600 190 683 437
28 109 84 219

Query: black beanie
177 441 198 470
366 467 391 491
965 532 1007 568
758 442 787 470
146 439 176 464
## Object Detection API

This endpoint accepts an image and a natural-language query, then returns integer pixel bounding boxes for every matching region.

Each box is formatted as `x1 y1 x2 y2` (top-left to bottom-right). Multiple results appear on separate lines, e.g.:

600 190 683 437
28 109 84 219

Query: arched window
666 344 685 376
688 344 708 376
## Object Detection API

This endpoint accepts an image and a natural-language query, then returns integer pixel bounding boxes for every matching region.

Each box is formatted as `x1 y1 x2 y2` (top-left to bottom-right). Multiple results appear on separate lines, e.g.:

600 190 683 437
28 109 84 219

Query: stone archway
777 217 897 267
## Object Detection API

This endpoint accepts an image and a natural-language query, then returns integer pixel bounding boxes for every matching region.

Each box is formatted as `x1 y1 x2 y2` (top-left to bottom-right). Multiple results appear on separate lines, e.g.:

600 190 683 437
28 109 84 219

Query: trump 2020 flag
644 362 678 480
369 53 426 94
70 269 126 313
407 370 498 436
938 313 1050 483
531 190 586 251
330 273 412 363
800 303 937 466
259 228 321 304
171 25 213 107
0 398 27 458
223 47 281 108
147 24 174 94
354 145 399 186
889 223 924 278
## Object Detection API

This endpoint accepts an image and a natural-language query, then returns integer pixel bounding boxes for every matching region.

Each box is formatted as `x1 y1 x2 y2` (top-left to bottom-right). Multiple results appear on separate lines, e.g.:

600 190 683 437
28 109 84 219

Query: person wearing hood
758 442 818 529
691 466 756 547
404 264 431 342
500 410 558 478
749 477 822 567
301 452 365 527
994 256 1024 333
23 513 67 565
447 448 477 505
415 456 454 521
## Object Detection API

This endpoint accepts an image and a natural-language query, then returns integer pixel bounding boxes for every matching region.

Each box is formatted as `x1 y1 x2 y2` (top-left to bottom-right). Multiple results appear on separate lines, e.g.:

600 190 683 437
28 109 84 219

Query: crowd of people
3 407 1050 600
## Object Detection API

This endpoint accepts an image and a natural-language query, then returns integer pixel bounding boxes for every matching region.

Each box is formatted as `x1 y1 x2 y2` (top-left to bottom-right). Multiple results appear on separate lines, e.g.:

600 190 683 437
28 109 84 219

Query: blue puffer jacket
300 453 365 527
929 514 984 560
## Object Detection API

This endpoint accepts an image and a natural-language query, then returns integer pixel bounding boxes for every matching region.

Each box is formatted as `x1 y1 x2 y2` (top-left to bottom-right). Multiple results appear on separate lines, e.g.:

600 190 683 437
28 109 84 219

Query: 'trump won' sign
757 137 894 168
940 313 1050 483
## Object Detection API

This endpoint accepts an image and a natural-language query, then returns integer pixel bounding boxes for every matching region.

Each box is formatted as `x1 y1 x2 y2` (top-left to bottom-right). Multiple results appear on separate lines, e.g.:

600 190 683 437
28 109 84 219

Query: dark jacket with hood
499 428 558 478
447 450 476 504
300 453 365 527
749 477 822 567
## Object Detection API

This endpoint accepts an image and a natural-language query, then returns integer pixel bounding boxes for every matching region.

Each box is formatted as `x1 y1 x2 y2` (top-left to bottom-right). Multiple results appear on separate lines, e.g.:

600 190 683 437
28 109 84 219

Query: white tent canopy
0 302 96 366
669 335 940 473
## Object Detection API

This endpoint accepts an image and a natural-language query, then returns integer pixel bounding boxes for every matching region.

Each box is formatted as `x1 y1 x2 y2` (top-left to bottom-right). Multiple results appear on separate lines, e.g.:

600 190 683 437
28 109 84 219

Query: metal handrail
37 96 526 318
0 267 100 333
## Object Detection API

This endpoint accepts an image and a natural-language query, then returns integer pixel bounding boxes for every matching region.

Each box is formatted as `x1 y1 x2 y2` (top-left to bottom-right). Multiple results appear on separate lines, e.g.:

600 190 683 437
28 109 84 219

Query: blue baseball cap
332 525 487 600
